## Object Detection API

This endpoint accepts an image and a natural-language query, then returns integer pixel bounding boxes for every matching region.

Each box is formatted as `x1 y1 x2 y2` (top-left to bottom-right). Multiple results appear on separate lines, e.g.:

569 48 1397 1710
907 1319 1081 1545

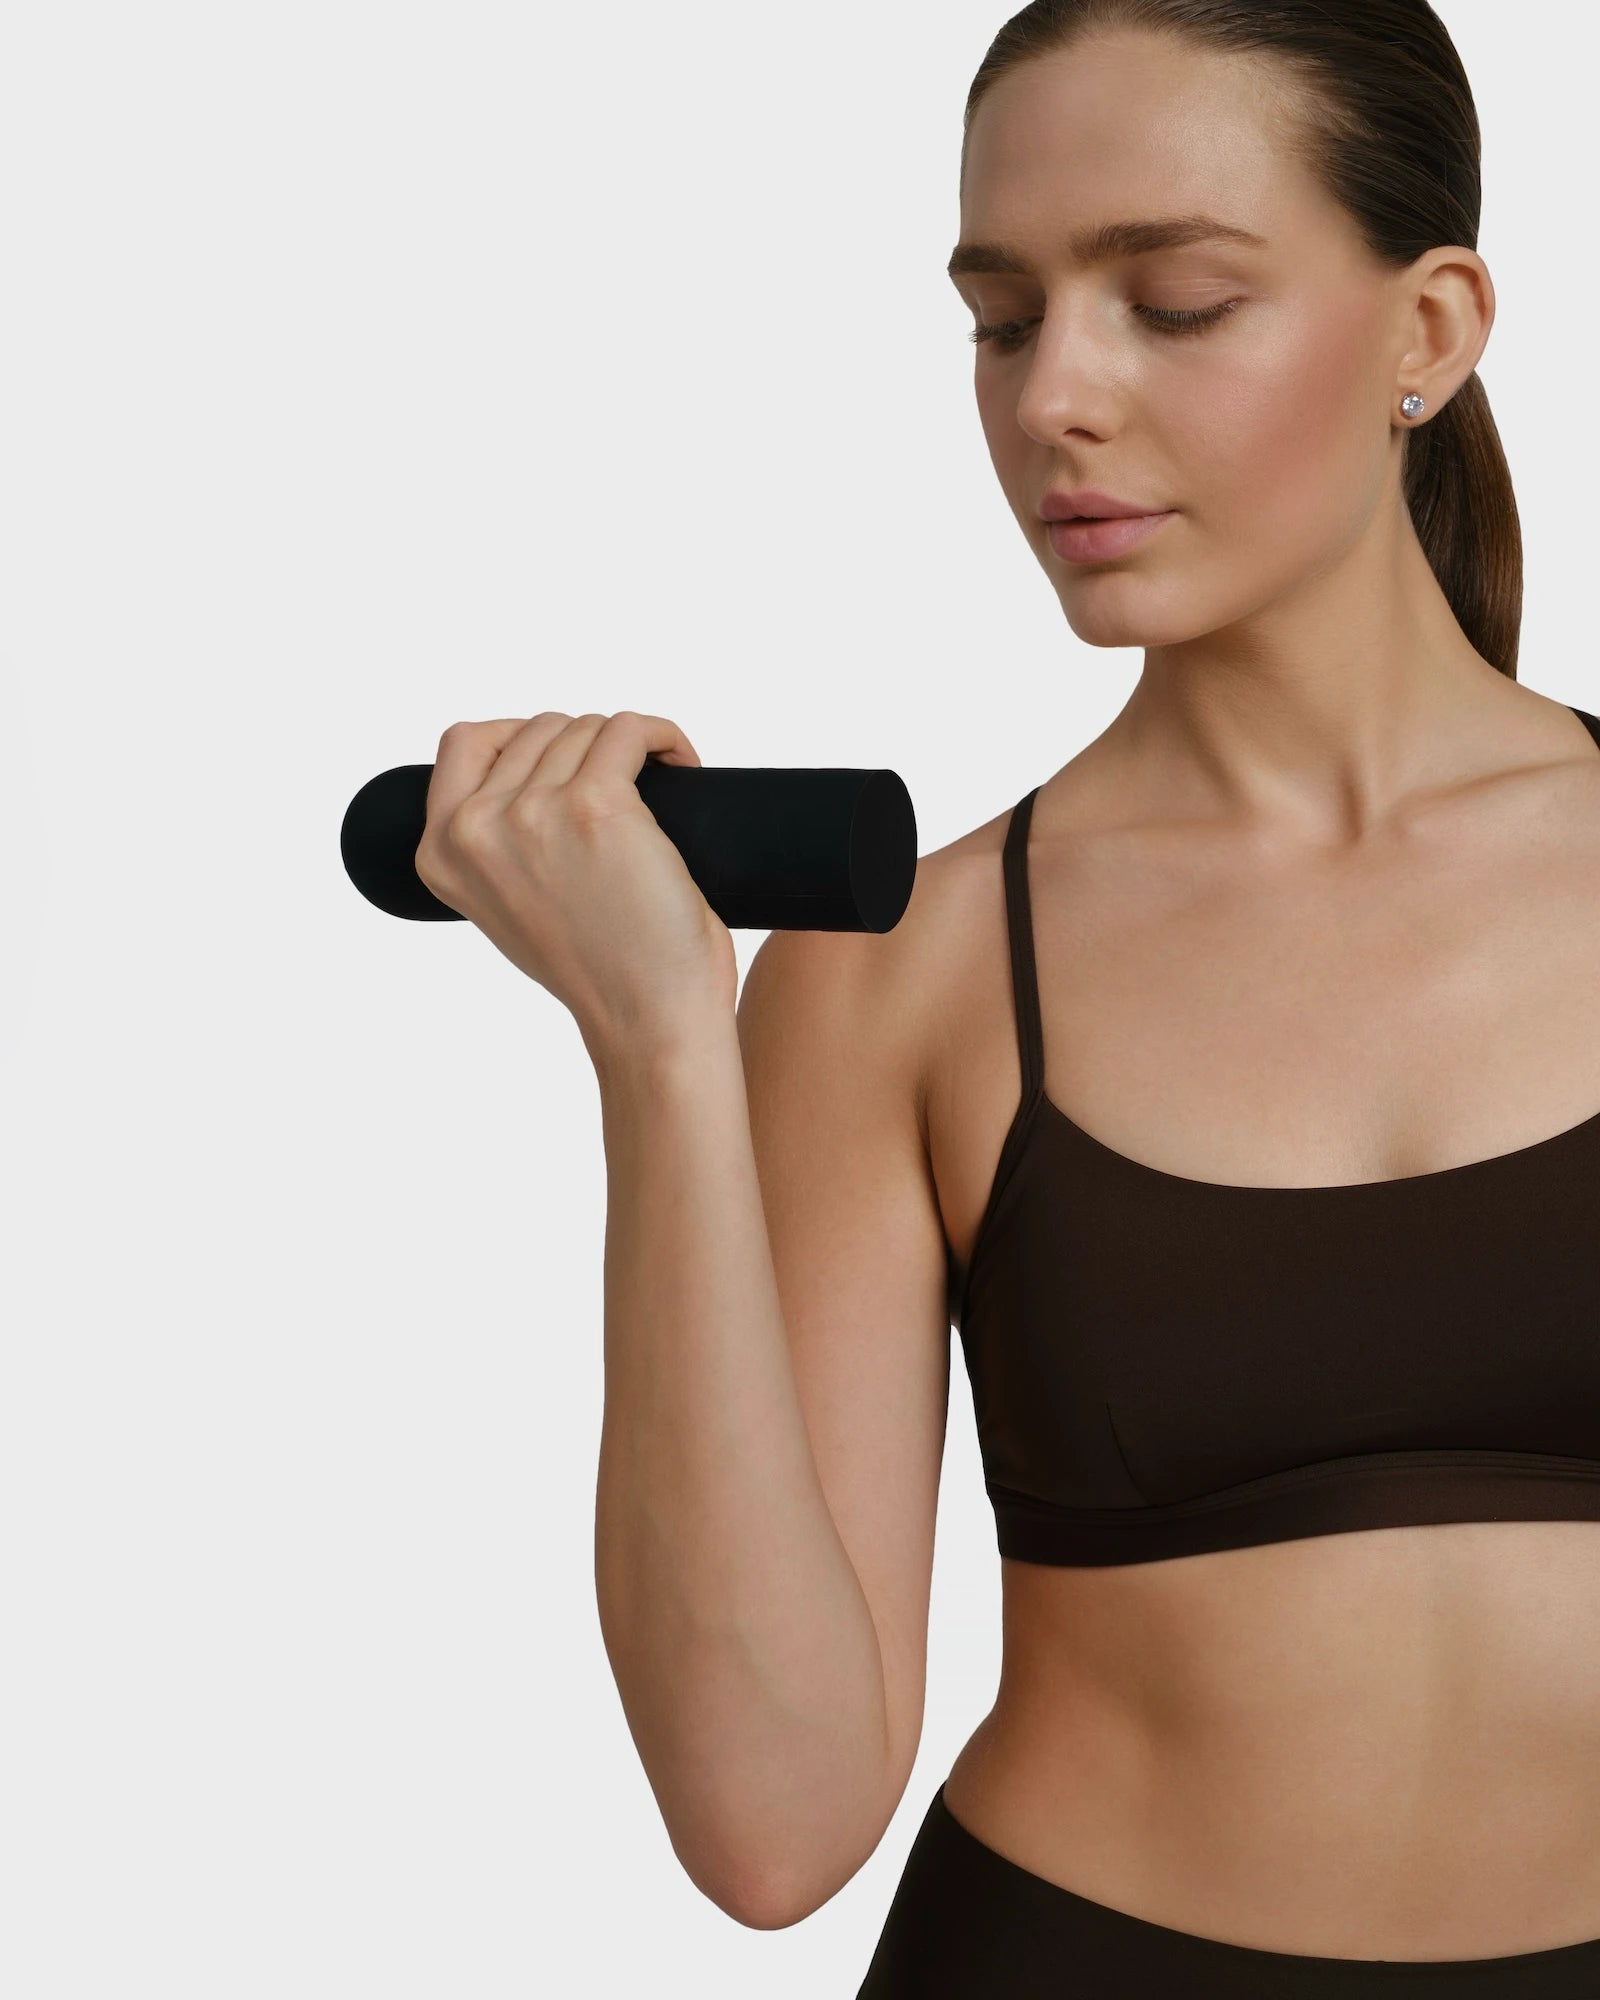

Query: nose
1010 303 1121 449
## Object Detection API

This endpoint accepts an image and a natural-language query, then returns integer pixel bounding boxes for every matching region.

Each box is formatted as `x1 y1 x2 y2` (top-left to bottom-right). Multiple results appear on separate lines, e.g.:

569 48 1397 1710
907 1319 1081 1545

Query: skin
920 27 1600 1959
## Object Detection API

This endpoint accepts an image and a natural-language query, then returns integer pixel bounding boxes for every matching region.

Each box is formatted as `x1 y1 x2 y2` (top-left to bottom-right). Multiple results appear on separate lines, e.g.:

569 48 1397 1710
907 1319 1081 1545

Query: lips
1047 509 1175 563
1038 488 1160 522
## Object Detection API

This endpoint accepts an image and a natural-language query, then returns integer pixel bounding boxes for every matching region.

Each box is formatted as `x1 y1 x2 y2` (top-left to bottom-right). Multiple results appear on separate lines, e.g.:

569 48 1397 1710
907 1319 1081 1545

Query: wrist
585 1004 740 1099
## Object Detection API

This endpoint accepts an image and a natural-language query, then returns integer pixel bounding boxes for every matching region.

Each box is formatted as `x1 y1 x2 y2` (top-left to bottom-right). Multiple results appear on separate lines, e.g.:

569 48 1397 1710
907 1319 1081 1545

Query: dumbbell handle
340 760 917 932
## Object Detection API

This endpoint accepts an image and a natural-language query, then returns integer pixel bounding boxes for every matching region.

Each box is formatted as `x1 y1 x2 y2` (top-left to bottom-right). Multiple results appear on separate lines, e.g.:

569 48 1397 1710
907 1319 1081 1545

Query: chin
1055 586 1215 652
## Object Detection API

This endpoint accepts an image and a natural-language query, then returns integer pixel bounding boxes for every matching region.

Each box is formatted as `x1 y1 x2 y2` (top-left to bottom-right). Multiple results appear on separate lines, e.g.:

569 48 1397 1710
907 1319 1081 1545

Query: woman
854 2 1600 1990
417 1 1600 1992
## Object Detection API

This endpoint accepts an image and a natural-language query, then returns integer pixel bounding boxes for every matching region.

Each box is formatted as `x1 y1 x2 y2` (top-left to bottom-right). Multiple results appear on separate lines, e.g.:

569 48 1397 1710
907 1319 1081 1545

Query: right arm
591 921 953 1929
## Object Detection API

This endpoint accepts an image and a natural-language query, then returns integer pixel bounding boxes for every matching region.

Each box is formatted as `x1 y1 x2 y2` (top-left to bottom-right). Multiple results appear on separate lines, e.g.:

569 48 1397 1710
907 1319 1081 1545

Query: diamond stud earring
1400 393 1426 419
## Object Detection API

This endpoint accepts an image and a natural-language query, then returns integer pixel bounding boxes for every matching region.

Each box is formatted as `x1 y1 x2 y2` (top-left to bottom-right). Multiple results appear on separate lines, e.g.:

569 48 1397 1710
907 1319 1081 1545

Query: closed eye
970 299 1240 352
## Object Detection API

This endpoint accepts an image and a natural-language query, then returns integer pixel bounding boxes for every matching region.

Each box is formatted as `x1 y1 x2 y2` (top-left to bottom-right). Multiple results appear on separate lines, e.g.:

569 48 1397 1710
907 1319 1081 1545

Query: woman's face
950 31 1416 651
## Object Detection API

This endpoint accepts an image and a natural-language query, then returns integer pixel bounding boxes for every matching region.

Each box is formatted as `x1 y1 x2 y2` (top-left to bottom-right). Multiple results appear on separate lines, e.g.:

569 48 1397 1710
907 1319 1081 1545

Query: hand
414 710 737 1054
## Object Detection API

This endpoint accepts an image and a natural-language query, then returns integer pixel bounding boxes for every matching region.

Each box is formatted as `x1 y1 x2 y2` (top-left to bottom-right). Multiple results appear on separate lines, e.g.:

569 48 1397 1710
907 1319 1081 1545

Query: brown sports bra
952 702 1600 1565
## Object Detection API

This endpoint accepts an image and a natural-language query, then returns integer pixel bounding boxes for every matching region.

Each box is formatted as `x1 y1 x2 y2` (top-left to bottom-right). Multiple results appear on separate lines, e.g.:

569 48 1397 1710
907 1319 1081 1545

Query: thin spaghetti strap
994 713 1597 1105
1567 703 1600 756
1001 787 1046 1107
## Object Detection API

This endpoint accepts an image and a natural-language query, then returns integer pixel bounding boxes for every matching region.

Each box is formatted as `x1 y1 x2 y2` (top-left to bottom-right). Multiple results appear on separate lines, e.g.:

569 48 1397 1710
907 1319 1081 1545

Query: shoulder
738 795 1019 1126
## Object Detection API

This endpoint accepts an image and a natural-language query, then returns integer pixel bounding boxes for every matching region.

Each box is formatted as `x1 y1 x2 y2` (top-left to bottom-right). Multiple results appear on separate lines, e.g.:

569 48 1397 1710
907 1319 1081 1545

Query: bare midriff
940 1518 1600 1960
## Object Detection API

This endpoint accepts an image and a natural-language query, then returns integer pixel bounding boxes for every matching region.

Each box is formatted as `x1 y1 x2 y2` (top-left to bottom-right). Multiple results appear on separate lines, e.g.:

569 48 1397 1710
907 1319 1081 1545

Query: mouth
1038 489 1165 523
1046 509 1176 563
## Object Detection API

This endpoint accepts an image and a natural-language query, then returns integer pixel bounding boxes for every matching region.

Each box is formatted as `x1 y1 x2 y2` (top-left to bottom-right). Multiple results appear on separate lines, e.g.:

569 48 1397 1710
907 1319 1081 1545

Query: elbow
666 1769 895 1930
694 1849 821 1930
706 1843 867 1930
720 1880 819 1931
664 1832 812 1928
685 1838 850 1931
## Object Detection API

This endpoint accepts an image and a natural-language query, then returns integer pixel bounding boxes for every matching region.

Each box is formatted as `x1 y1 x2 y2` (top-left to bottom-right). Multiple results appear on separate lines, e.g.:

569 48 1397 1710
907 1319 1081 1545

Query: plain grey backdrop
4 1 1592 1992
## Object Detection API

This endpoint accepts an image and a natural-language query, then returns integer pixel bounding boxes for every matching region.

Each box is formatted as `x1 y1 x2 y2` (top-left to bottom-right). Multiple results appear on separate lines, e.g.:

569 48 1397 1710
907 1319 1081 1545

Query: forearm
589 1016 889 1921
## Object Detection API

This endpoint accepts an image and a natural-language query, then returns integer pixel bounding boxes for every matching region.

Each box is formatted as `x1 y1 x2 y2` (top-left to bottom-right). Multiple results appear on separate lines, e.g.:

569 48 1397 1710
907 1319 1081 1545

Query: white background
3 2 1592 1993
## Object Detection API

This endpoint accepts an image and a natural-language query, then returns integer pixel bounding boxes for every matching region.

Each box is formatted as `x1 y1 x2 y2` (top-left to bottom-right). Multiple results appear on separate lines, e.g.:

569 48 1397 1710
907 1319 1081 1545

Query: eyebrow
947 214 1268 279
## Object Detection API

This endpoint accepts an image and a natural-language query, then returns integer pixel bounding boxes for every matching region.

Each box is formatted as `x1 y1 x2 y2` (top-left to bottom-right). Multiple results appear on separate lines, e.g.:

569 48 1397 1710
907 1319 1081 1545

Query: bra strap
995 718 1597 1134
1001 787 1046 1106
1568 704 1600 757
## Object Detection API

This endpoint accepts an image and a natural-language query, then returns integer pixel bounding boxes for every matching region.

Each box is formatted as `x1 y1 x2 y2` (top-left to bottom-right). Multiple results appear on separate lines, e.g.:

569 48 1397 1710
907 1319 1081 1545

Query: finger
554 710 703 793
620 711 703 770
482 708 702 803
504 711 610 793
422 713 571 845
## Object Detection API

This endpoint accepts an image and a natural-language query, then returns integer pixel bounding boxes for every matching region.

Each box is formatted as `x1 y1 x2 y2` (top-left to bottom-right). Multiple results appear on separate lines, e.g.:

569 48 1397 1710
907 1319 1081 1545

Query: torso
913 689 1600 1959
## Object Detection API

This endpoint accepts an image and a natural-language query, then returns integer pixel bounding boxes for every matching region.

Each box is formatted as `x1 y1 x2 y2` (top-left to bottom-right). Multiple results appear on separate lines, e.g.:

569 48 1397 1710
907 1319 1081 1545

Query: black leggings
856 1782 1600 1996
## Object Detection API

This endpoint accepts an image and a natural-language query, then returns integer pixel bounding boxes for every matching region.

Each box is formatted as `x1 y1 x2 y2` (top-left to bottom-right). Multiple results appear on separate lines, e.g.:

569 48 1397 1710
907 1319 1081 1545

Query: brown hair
961 0 1522 678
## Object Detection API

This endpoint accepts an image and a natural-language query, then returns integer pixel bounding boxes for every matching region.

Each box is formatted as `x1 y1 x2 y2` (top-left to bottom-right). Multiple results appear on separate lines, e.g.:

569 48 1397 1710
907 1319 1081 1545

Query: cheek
976 374 1027 476
1191 301 1382 536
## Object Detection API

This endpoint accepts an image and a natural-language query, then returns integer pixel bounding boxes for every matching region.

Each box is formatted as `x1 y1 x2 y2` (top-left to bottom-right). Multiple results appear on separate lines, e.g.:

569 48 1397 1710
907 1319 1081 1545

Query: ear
1394 244 1494 413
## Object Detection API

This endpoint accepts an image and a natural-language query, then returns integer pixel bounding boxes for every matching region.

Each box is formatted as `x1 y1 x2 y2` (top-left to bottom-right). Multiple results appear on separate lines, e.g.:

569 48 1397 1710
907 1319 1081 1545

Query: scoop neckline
957 1081 1600 1333
1013 700 1600 1196
1030 1081 1600 1195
